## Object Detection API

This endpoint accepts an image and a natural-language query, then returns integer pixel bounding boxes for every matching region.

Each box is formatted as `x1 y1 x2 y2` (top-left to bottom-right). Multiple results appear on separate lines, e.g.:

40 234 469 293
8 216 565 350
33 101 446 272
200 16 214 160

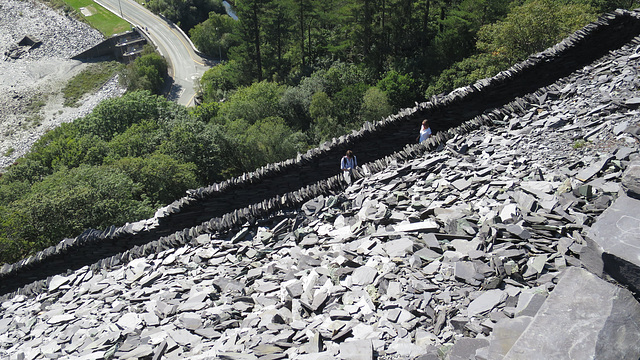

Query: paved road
95 0 211 106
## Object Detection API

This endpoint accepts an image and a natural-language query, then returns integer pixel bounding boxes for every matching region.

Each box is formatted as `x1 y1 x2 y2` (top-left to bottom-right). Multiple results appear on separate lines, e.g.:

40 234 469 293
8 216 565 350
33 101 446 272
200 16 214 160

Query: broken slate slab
621 160 640 199
339 339 373 360
585 193 640 293
393 220 439 233
575 156 612 182
351 266 378 286
447 337 490 360
484 316 533 360
467 289 505 317
503 267 640 360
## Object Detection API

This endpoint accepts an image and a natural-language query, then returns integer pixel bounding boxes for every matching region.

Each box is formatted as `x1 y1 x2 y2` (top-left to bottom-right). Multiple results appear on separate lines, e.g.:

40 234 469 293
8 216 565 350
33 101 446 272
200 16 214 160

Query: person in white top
418 119 432 143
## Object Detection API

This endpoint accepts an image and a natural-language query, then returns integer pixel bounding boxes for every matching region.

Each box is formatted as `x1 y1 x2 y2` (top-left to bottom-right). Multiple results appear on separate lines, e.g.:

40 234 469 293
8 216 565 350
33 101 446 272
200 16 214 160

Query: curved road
95 0 211 106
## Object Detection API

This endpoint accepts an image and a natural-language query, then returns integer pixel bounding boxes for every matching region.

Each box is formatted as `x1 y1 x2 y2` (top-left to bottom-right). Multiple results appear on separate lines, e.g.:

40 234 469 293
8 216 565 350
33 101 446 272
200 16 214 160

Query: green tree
5 165 154 257
199 60 246 103
361 87 393 122
76 91 184 141
243 116 306 168
309 91 341 142
425 52 509 97
122 52 168 94
477 0 597 64
279 74 326 130
234 0 270 80
376 70 417 110
109 153 199 205
218 80 286 124
190 12 237 60
106 120 165 160
146 0 225 32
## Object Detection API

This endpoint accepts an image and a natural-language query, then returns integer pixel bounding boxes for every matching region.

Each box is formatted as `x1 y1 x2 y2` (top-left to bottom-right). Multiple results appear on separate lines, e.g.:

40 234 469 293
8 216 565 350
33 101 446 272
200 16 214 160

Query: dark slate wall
2 10 640 299
72 28 147 61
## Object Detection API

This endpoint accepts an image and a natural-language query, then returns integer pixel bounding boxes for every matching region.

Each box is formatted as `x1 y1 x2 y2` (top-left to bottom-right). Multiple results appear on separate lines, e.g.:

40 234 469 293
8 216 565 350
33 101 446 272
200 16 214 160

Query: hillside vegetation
0 0 636 264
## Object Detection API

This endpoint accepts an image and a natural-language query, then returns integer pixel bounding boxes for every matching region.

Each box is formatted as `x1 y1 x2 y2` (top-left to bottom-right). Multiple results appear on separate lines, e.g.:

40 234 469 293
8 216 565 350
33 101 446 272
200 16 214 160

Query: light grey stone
586 193 640 293
179 312 202 330
575 156 613 182
47 314 75 325
139 271 162 287
486 316 533 360
447 337 490 360
506 224 531 240
117 312 140 332
384 238 414 257
468 290 505 317
394 220 439 233
48 275 70 292
351 266 378 286
621 161 640 199
515 290 547 317
339 339 373 360
504 267 640 360
169 328 201 347
178 291 209 312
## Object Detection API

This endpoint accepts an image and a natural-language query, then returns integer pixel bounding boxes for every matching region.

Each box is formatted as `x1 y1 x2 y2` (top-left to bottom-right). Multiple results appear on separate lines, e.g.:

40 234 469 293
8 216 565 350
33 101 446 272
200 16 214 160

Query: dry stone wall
2 9 640 298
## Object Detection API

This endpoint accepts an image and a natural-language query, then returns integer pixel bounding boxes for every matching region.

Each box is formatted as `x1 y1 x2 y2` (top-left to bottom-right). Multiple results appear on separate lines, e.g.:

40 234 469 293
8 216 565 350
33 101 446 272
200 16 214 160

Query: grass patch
3 148 15 157
60 0 130 36
25 96 47 114
25 114 44 127
572 139 588 149
63 61 124 107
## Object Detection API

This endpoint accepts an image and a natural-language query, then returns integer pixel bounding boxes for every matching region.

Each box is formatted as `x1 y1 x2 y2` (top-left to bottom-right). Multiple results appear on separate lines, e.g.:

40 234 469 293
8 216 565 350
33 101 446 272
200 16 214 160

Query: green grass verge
63 61 125 107
61 0 130 36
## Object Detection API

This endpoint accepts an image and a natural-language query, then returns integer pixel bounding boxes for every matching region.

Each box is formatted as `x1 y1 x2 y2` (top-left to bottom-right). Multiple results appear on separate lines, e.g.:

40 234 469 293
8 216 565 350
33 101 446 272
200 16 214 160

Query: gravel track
0 0 126 169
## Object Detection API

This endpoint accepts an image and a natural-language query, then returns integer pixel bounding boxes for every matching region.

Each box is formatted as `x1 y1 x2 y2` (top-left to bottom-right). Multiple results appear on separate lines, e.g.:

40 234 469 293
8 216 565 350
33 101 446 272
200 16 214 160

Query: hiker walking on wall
341 150 357 172
418 120 432 143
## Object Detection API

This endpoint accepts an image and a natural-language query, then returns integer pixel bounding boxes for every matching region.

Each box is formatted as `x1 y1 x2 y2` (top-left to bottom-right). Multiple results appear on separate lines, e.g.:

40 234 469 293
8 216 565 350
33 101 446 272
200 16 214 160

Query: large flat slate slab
585 193 640 292
503 267 640 360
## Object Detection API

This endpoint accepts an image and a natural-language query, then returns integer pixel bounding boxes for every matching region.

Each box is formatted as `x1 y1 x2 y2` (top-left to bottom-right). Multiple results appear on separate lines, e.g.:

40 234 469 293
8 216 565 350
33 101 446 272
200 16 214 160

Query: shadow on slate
2 9 640 297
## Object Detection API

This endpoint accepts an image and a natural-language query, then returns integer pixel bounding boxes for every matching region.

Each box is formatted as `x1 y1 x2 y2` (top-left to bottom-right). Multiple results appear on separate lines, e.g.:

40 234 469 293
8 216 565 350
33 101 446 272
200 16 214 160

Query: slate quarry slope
3 9 640 298
1 9 640 360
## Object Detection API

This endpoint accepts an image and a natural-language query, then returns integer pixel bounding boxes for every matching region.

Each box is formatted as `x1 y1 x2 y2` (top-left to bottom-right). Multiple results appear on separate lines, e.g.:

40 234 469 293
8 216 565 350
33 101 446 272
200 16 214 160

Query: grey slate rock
48 275 70 292
504 267 640 360
514 289 547 317
575 156 612 182
586 193 640 292
339 339 373 360
468 290 505 317
486 316 533 360
351 266 378 286
621 161 640 199
447 337 490 360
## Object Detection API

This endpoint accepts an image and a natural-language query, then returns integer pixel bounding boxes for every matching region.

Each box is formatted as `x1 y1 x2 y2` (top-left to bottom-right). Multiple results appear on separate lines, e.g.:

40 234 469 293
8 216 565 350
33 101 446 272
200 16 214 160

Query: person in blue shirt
418 120 432 143
341 150 357 172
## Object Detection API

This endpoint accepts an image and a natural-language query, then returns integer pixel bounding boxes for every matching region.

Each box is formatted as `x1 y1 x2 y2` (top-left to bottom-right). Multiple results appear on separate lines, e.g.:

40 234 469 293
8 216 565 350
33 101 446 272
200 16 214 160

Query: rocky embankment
0 0 125 169
1 14 640 359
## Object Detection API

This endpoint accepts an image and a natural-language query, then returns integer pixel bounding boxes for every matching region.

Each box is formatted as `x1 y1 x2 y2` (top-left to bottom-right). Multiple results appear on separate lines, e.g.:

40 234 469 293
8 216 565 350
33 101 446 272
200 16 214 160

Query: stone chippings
0 0 102 61
1 33 640 359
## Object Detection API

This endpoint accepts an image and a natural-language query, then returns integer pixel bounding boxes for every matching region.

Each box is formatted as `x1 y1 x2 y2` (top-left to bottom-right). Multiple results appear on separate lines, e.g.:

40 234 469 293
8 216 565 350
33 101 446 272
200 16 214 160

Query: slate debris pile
0 0 102 61
4 35 43 60
1 31 640 359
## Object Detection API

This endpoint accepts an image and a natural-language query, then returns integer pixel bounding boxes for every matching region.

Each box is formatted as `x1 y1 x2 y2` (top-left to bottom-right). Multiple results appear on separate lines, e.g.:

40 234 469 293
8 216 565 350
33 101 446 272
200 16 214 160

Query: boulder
503 267 640 360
